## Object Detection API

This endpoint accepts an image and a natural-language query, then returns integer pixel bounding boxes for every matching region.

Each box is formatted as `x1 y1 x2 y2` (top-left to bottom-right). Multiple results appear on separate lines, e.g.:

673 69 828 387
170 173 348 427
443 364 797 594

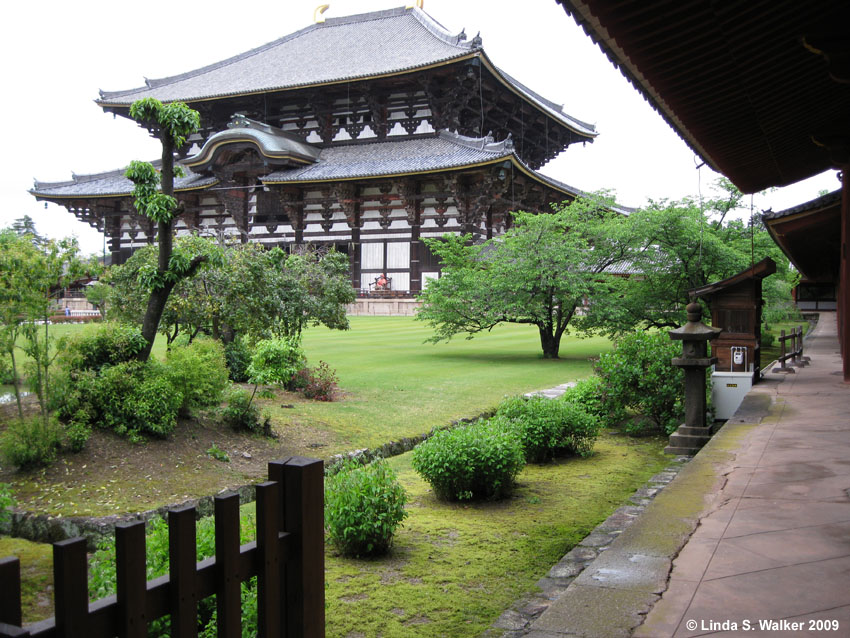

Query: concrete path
517 312 850 637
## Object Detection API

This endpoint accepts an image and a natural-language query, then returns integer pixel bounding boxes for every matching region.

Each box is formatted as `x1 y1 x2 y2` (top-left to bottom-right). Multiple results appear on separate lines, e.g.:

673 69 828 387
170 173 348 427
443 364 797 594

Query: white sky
1 0 839 255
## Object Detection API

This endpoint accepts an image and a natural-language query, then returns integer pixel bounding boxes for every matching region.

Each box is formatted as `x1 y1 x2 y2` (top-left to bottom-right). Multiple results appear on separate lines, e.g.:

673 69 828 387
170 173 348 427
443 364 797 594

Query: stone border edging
483 454 691 637
0 411 495 550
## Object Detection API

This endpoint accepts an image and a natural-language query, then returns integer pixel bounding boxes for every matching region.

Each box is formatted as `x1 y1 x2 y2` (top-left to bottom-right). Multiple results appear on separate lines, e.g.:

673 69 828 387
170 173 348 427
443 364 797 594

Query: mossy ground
324 432 669 638
0 536 54 623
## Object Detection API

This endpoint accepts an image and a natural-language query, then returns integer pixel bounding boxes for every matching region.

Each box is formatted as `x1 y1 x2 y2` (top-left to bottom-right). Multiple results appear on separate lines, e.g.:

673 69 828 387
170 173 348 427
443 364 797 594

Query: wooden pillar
402 180 422 293
841 169 850 382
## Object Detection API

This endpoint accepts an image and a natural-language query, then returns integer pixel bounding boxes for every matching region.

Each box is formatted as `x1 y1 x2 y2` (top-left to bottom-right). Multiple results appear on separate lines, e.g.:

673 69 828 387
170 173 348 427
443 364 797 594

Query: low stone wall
346 298 421 316
0 413 494 549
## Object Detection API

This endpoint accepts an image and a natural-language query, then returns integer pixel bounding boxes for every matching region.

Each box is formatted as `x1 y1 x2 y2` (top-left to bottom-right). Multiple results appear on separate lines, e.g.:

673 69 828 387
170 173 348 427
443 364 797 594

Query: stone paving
486 312 850 637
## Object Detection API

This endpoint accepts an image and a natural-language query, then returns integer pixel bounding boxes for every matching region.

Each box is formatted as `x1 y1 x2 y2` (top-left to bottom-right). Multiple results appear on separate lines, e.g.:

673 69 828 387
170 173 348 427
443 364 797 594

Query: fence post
257 481 282 637
215 492 242 638
0 557 22 629
168 506 198 638
779 330 787 370
116 521 147 638
273 457 325 638
54 538 89 638
0 557 29 637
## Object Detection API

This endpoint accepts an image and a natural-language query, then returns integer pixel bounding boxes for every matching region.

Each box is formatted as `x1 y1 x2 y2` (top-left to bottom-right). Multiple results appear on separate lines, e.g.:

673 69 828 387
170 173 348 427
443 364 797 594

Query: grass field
275 317 613 449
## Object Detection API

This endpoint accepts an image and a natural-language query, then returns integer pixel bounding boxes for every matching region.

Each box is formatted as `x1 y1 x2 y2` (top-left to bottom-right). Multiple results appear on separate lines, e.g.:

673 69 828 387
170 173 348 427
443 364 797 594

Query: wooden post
215 493 242 638
281 457 325 638
115 521 147 638
0 557 22 628
53 538 89 637
168 506 198 638
256 481 282 638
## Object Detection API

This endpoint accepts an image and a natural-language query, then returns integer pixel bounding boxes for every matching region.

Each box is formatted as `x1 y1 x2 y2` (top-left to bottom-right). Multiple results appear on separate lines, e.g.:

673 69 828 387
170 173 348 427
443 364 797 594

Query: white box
711 371 754 420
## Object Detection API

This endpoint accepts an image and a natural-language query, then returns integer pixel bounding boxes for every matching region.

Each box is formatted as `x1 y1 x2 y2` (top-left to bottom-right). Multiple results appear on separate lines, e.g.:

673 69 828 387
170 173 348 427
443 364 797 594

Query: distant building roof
96 6 596 140
31 163 217 199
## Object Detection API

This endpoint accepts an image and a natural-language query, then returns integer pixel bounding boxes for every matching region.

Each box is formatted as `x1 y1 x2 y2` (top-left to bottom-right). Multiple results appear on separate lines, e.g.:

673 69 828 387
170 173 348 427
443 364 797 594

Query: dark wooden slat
53 538 89 638
256 481 281 638
168 506 198 638
215 492 241 638
283 457 325 638
116 522 147 638
0 557 22 627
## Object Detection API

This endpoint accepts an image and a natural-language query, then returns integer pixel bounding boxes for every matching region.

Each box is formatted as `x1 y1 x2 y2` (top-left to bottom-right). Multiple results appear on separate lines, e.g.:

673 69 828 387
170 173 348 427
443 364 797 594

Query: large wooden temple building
31 5 602 295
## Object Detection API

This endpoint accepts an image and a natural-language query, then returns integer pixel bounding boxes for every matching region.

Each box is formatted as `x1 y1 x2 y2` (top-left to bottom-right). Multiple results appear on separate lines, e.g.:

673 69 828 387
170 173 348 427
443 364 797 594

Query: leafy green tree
215 243 355 342
579 191 797 335
102 236 223 346
10 215 46 247
416 194 636 358
124 97 203 361
0 229 94 423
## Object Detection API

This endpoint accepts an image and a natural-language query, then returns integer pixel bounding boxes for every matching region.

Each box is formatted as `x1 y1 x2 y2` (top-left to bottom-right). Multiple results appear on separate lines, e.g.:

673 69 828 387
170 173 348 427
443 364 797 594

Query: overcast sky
1 0 839 255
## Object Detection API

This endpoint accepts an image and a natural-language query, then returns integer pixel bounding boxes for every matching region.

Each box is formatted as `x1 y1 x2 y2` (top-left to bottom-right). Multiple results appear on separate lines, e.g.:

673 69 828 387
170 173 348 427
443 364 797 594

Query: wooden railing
0 457 324 638
775 326 808 372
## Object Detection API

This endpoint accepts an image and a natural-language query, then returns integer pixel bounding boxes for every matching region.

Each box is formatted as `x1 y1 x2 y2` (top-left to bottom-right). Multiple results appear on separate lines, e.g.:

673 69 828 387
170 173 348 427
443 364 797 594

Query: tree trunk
138 134 175 361
9 346 23 420
538 325 561 359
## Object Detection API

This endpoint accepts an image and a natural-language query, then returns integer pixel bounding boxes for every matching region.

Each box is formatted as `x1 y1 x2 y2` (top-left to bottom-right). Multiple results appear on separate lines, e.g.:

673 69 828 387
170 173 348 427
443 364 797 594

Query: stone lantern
665 302 723 455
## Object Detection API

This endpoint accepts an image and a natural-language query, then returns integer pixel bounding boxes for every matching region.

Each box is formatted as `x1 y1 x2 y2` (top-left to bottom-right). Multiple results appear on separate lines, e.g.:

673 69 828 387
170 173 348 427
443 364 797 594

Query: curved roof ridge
494 64 597 136
98 6 472 102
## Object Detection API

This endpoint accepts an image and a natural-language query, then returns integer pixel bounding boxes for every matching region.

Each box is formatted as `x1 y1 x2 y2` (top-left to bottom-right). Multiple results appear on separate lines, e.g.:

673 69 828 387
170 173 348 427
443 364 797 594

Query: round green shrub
412 420 525 501
63 361 183 440
495 395 601 462
61 322 147 373
595 330 683 435
561 376 607 421
1 416 62 469
165 338 230 414
220 386 269 435
325 458 408 557
247 337 306 388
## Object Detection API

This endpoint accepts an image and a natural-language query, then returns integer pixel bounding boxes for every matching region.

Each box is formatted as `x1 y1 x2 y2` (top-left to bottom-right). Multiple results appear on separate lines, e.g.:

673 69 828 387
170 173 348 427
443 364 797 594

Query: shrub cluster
247 337 305 387
220 386 270 435
595 330 684 435
412 419 525 501
495 395 601 462
62 322 147 372
165 338 230 415
325 458 408 557
1 416 62 469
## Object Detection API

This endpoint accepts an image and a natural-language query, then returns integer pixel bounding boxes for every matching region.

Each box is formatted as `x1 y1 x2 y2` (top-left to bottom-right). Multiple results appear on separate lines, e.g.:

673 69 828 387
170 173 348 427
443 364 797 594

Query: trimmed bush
495 395 601 462
325 458 408 557
595 330 683 435
62 361 183 440
412 419 525 501
220 386 269 435
247 337 305 388
61 322 147 373
165 338 230 414
1 416 62 469
561 376 607 421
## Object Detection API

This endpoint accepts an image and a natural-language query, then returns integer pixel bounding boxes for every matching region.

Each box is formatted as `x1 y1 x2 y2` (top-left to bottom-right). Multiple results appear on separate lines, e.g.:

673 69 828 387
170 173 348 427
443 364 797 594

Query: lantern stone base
664 423 721 455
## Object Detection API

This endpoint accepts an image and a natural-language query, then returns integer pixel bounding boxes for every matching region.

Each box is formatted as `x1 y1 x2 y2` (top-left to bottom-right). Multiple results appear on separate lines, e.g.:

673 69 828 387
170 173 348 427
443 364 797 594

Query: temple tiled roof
97 8 476 105
96 6 596 139
263 130 520 183
31 164 217 199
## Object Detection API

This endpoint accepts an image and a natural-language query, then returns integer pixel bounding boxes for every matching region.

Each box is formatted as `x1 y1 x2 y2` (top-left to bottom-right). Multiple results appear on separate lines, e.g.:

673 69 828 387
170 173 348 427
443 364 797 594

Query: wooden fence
775 326 808 372
0 457 324 638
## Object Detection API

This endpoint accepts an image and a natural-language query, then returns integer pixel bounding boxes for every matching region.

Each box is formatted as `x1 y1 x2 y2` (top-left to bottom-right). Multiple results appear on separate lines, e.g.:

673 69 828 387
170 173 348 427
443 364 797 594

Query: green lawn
265 317 613 449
